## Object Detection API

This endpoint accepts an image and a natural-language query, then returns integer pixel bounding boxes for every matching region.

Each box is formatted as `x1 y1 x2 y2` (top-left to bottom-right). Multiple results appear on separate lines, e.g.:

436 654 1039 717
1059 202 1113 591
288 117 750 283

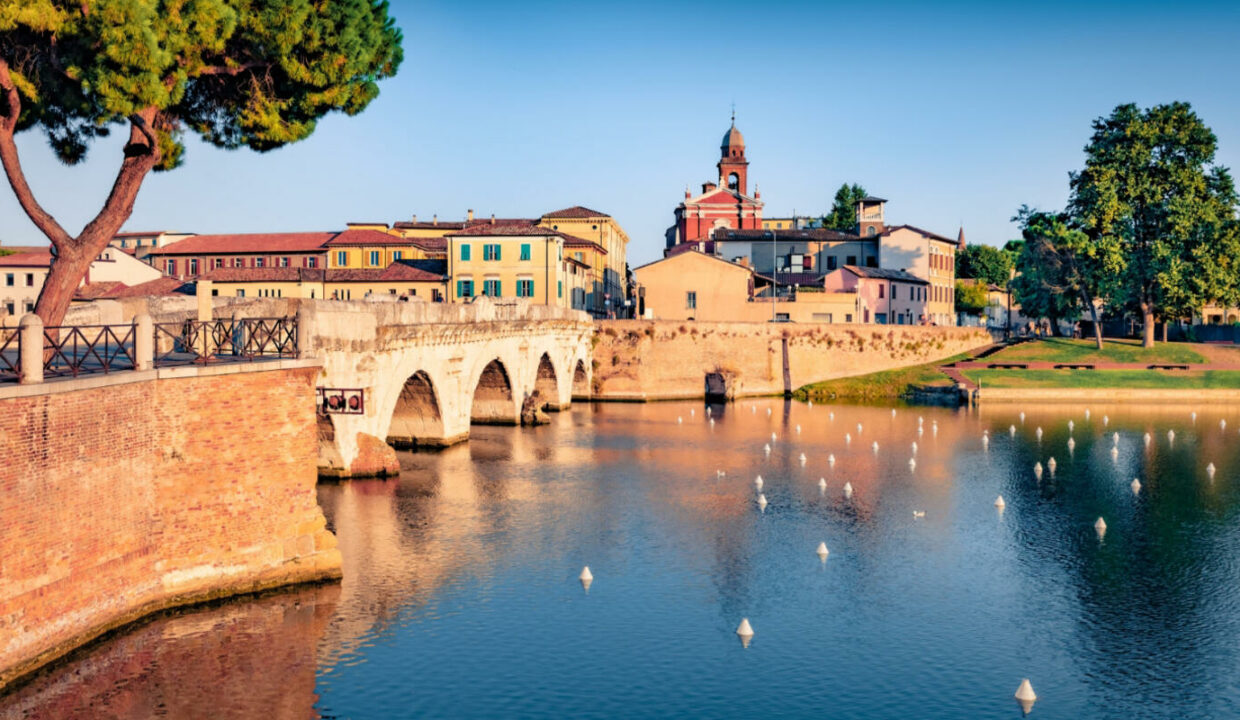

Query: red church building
665 116 764 251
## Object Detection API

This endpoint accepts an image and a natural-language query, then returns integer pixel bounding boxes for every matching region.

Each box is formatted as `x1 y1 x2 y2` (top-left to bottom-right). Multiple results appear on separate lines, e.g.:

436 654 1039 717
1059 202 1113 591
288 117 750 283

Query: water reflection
6 401 1240 718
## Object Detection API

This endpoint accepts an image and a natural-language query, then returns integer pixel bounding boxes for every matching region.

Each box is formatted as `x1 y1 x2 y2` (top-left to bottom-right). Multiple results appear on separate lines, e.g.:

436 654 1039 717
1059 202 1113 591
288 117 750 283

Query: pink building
822 265 929 325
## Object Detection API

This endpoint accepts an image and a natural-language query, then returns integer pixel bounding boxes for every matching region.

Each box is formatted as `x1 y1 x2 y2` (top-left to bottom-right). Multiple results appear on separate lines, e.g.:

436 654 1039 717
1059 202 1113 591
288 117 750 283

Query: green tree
0 1 403 327
1068 102 1239 347
957 244 1013 287
954 280 987 315
822 183 867 232
1010 207 1122 349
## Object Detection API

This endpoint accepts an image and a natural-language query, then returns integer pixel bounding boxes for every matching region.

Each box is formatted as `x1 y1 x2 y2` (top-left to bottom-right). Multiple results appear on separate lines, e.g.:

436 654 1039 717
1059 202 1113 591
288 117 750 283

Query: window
336 251 347 266
866 227 876 237
237 289 245 297
878 284 884 299
389 289 397 294
4 273 12 287
369 250 380 267
520 244 531 261
166 260 176 276
846 255 857 266
460 244 471 261
305 257 318 268
558 281 563 298
892 285 898 300
686 291 697 310
457 279 474 298
393 251 403 261
866 256 877 267
827 256 837 270
211 289 219 297
214 258 224 269
845 313 853 323
24 301 33 313
517 279 534 297
483 244 501 261
574 251 583 261
280 257 290 268
254 257 265 268
877 313 887 324
188 258 199 275
4 302 12 315
482 279 501 296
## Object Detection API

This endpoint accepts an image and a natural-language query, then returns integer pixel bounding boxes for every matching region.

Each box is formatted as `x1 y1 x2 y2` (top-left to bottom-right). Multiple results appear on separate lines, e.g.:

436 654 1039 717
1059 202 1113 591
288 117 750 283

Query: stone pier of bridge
300 297 594 478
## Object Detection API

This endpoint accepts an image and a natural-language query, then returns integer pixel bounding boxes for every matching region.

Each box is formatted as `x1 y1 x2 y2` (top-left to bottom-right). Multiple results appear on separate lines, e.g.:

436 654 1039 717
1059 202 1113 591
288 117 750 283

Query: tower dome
721 122 745 155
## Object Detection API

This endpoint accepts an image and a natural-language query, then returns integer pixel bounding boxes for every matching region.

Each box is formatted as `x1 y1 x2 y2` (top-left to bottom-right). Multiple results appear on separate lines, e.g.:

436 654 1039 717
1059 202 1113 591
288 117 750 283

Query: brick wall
592 320 991 399
0 365 342 690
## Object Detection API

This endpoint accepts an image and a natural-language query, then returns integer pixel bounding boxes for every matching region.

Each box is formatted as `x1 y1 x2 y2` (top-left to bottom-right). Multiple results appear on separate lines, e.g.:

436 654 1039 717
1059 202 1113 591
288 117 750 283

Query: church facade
665 118 764 248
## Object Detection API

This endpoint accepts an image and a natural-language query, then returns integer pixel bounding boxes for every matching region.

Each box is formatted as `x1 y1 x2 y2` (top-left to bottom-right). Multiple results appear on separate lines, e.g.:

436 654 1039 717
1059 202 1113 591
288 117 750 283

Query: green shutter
461 244 470 261
456 280 462 297
495 244 502 261
558 281 563 298
521 244 531 261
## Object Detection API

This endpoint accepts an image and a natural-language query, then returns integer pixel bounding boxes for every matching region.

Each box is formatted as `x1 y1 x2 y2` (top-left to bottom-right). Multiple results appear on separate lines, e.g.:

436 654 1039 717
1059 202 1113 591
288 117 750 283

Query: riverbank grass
985 338 1208 364
964 369 1240 389
794 353 970 400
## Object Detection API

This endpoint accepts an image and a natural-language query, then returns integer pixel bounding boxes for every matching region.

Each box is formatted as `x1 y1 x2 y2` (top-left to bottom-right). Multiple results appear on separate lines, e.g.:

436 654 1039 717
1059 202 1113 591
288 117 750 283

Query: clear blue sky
2 0 1238 265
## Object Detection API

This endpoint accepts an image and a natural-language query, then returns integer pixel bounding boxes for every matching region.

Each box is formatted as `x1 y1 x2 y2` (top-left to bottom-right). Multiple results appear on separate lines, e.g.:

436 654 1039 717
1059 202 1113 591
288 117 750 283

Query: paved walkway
947 360 1239 371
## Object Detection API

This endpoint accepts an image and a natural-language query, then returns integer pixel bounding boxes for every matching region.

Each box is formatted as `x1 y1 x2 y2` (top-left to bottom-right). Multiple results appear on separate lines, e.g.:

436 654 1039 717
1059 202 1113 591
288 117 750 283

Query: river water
5 400 1240 719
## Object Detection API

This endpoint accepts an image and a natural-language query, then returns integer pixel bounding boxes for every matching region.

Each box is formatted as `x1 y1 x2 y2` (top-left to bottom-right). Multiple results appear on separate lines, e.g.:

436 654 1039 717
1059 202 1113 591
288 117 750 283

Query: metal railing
42 324 137 378
0 327 18 382
154 316 298 367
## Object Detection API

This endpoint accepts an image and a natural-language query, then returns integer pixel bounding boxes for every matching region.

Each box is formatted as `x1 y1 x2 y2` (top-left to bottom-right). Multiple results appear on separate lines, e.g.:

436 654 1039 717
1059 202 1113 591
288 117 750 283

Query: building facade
146 232 333 279
1 246 164 319
665 118 764 248
822 266 929 325
538 206 628 317
445 222 584 311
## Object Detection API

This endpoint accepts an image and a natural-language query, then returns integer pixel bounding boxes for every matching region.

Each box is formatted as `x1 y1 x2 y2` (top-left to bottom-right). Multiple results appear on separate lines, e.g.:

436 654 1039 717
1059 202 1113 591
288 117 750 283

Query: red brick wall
0 366 342 690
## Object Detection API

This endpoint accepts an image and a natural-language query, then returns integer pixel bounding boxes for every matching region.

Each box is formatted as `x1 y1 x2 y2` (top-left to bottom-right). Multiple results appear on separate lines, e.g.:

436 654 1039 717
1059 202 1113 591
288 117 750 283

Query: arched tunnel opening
535 353 562 411
387 370 445 447
471 359 518 425
572 359 589 400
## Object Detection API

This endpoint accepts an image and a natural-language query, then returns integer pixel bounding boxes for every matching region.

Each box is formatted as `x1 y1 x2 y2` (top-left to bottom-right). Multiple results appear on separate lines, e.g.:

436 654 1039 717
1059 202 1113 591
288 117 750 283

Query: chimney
490 213 496 225
432 214 438 226
411 214 417 223
467 209 474 222
702 181 717 193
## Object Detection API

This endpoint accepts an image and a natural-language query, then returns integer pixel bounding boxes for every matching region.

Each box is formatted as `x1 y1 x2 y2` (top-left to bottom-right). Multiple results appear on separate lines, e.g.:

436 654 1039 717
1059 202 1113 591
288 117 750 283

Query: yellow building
538 206 629 316
445 222 591 311
198 263 448 301
325 226 447 269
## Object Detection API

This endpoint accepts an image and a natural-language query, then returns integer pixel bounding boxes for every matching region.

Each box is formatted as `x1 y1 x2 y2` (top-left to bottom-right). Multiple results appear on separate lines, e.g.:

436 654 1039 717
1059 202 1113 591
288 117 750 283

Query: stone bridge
299 298 594 478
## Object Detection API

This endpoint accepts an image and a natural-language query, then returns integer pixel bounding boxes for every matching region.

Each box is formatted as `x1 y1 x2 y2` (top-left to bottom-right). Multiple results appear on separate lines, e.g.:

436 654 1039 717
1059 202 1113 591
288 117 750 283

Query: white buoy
1104 415 1109 426
913 510 925 518
767 408 772 416
796 424 802 434
872 441 879 453
918 426 924 437
690 408 695 417
1068 437 1076 452
1095 517 1107 537
908 457 917 471
580 566 593 591
1069 420 1075 431
919 416 924 425
829 411 834 421
845 433 852 444
716 469 725 478
816 541 829 558
706 407 712 416
1020 411 1026 422
1192 411 1197 422
799 453 807 466
857 422 863 433
1015 678 1037 713
818 478 827 491
710 418 716 427
1034 462 1043 479
891 408 897 417
994 495 1006 509
1144 432 1151 447
828 453 836 466
752 406 756 414
764 443 771 455
1036 426 1043 440
843 482 853 499
771 432 777 442
1207 462 1216 478
677 416 683 424
1168 429 1176 442
808 401 812 408
932 423 938 437
1110 446 1119 460
1085 409 1091 420
754 475 764 490
1131 477 1142 494
1010 425 1016 437
1113 432 1119 446
1222 419 1228 431
912 441 918 454
1047 457 1057 474
736 618 755 647
983 435 990 448
757 493 768 510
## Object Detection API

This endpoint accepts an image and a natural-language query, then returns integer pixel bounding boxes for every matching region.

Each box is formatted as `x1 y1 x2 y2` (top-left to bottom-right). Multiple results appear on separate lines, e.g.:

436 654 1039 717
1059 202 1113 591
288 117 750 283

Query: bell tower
718 112 748 196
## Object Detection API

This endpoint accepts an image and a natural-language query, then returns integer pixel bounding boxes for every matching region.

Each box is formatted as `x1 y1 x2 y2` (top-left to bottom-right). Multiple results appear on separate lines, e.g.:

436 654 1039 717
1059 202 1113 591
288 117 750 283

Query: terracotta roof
75 281 129 300
714 228 863 242
559 232 608 254
839 265 929 284
113 231 176 238
447 222 558 237
333 262 447 282
392 220 467 230
79 276 196 299
325 229 447 252
876 224 956 245
0 250 52 267
541 205 611 219
773 272 824 286
859 196 887 203
564 257 591 269
200 267 323 283
200 262 446 284
146 232 334 256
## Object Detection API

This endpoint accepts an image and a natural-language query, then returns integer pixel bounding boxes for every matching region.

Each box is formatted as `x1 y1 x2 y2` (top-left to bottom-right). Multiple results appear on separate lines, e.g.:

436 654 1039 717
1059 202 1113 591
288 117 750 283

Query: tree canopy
1068 102 1239 346
956 244 1013 288
954 280 987 315
822 183 867 232
0 0 403 327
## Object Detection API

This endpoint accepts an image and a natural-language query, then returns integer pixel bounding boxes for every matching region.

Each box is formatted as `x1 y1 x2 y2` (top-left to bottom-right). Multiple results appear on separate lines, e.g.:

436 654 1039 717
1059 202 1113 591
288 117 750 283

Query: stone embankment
0 361 340 692
591 320 991 400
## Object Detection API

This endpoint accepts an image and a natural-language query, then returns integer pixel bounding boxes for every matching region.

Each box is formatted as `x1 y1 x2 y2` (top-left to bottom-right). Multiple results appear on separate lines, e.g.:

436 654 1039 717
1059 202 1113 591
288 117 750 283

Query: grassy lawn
988 337 1207 365
963 369 1240 389
794 353 969 400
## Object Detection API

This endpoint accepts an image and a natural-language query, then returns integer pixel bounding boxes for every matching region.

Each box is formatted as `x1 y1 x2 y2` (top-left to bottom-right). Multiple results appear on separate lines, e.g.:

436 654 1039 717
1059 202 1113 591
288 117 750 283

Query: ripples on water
6 401 1240 719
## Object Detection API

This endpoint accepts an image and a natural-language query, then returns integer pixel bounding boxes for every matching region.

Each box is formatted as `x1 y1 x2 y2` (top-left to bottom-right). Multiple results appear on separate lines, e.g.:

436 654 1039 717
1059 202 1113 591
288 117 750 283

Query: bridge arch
534 352 563 411
471 358 519 425
572 358 590 399
387 370 445 447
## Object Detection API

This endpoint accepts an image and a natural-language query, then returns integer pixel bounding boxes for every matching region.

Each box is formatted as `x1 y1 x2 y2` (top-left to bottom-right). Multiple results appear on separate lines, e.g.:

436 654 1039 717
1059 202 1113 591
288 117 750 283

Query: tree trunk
34 248 94 331
1142 303 1155 348
1082 290 1103 350
1161 320 1168 343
